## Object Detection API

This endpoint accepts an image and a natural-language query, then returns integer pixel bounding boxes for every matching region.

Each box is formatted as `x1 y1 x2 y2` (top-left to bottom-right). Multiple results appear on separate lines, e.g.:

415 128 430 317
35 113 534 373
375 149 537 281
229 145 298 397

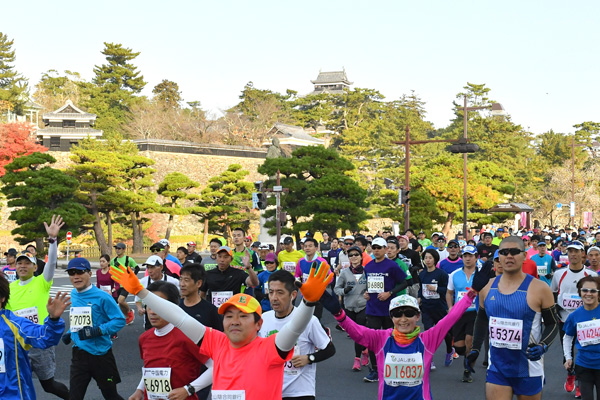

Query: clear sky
2 0 598 135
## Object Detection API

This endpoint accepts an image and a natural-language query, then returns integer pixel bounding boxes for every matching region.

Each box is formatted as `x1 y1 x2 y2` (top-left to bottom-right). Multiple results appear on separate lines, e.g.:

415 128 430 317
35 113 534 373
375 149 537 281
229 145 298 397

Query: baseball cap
16 252 36 264
398 235 409 242
114 242 126 249
537 241 547 247
259 243 269 250
158 239 170 247
265 253 277 263
4 248 17 256
458 240 467 247
300 237 307 243
142 255 163 267
567 241 585 251
283 237 294 245
150 242 166 251
497 228 504 232
522 235 530 241
217 246 233 257
545 235 551 240
67 258 91 271
437 235 446 242
462 245 478 255
493 249 500 260
389 294 420 313
431 232 441 238
218 293 262 317
251 241 261 248
587 246 600 255
347 245 363 255
448 239 460 246
344 236 355 242
372 237 387 247
187 241 197 246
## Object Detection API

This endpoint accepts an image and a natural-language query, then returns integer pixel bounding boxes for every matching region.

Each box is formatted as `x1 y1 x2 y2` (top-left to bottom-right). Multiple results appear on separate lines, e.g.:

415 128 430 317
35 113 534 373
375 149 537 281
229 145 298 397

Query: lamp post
461 96 506 239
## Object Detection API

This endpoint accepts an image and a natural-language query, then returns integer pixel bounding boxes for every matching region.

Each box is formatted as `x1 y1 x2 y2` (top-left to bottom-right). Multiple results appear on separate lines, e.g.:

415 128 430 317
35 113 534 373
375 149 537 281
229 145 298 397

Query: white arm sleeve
137 376 145 391
274 302 315 352
563 334 574 360
137 290 206 343
191 359 213 391
42 241 58 282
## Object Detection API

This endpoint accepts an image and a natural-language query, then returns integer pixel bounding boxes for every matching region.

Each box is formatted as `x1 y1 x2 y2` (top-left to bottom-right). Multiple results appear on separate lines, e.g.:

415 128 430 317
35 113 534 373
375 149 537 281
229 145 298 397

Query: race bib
204 263 217 271
14 306 39 324
284 345 301 375
263 281 269 295
0 338 5 373
367 275 385 293
577 319 600 346
302 273 309 283
4 270 16 283
559 255 569 264
489 317 523 350
383 352 424 387
70 307 92 332
100 285 112 294
143 367 171 399
283 262 296 273
537 263 548 277
322 250 329 257
212 291 234 307
456 291 475 310
561 294 583 311
212 390 245 400
422 284 439 299
341 262 350 269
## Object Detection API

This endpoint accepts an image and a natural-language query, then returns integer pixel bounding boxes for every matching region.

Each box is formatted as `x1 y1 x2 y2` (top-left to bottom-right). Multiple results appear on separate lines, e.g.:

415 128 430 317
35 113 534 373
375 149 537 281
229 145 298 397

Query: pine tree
157 172 201 239
0 32 27 116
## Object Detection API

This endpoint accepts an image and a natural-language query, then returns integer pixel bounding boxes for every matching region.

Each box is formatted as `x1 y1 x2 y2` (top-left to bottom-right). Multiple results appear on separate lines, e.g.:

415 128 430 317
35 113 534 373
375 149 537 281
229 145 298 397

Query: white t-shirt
135 274 180 303
436 248 449 262
258 308 331 397
551 267 597 322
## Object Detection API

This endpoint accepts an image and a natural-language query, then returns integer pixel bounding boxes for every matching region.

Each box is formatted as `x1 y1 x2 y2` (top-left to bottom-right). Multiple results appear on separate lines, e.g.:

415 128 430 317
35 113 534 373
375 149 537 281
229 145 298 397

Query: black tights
40 378 69 400
346 308 367 357
580 380 600 400
422 309 453 354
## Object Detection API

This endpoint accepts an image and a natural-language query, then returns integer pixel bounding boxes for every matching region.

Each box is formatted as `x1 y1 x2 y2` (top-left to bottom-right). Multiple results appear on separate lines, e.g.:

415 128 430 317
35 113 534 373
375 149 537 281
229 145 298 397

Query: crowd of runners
4 217 600 399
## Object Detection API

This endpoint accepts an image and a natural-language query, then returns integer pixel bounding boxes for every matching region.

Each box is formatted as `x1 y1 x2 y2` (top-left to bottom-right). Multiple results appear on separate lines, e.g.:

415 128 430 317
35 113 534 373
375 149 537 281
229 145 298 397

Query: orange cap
218 293 262 317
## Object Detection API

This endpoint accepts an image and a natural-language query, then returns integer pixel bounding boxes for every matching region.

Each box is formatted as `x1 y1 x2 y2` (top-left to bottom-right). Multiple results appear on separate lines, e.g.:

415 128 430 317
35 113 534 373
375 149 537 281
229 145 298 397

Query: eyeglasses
581 288 600 294
447 245 459 249
498 248 524 256
344 242 354 246
67 269 87 276
349 253 361 258
371 245 384 250
391 308 418 318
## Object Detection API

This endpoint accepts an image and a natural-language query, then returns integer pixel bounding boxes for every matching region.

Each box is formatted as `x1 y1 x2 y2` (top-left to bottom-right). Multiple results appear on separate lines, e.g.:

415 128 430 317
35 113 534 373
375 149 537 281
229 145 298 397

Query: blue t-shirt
438 257 464 276
364 258 407 316
418 267 448 311
256 270 274 312
563 305 600 369
530 254 557 285
448 268 476 312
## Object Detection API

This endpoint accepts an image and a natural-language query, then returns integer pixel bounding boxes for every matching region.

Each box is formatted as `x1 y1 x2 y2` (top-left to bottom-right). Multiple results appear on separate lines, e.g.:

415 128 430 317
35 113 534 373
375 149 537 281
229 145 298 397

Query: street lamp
461 96 507 240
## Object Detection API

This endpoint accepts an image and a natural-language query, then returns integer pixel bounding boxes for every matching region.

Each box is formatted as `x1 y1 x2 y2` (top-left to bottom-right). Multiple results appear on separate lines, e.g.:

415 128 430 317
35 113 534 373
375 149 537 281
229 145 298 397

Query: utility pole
264 170 288 252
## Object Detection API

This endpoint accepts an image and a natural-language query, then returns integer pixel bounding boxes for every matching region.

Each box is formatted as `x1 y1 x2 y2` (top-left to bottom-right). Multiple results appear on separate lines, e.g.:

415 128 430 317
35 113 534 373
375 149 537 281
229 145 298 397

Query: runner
363 237 408 383
334 245 369 371
279 237 303 274
186 241 202 264
62 257 126 400
111 242 138 325
6 215 70 399
418 231 432 249
200 238 221 272
386 238 413 296
466 236 559 400
551 240 598 396
531 240 557 286
435 236 449 262
24 243 46 277
179 264 223 331
320 232 332 261
418 248 454 369
129 281 214 400
319 260 492 400
587 246 600 273
1 277 69 400
136 255 180 330
232 228 262 273
256 253 278 312
477 233 498 263
563 276 600 400
438 239 464 275
158 238 183 268
200 246 258 308
446 244 479 383
259 270 336 400
1 248 17 283
149 241 181 278
97 254 120 300
111 261 333 400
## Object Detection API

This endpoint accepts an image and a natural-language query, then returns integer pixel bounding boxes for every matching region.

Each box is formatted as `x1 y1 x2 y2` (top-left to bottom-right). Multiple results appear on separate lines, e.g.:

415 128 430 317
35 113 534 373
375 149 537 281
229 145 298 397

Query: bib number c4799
367 275 385 293
489 317 523 350
0 338 5 373
70 307 92 332
561 294 583 311
143 367 171 400
383 352 424 387
577 319 600 346
14 306 39 324
212 390 245 400
212 291 234 307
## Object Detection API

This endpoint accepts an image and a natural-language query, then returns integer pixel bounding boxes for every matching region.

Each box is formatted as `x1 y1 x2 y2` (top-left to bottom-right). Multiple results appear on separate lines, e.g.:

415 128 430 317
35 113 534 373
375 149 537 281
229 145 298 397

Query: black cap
150 242 166 251
4 248 17 256
114 242 126 249
283 237 294 245
347 245 363 255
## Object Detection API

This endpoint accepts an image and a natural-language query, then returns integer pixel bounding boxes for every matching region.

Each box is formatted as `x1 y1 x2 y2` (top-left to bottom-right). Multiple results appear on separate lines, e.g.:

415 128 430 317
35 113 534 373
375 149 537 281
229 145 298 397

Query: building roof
310 70 353 85
264 123 325 147
24 99 43 110
488 202 534 213
42 99 96 121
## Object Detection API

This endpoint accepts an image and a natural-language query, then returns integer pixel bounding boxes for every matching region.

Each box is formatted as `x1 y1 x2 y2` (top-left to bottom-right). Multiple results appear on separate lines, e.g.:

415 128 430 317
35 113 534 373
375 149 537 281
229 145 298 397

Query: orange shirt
199 327 292 400
522 259 539 279
362 252 373 267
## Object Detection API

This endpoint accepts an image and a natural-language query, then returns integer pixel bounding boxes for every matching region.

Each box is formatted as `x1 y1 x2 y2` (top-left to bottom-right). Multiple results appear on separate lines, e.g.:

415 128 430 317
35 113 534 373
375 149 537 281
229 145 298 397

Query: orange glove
110 265 144 295
297 261 333 302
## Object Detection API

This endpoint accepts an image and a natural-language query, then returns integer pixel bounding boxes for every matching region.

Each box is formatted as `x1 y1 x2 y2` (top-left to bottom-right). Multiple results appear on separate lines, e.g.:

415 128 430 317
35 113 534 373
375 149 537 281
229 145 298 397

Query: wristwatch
185 384 195 395
48 237 56 244
308 354 316 364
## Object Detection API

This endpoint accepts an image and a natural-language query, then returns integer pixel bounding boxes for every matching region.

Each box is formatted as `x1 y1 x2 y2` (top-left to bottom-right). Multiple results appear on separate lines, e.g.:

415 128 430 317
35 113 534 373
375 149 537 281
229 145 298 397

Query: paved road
34 274 579 399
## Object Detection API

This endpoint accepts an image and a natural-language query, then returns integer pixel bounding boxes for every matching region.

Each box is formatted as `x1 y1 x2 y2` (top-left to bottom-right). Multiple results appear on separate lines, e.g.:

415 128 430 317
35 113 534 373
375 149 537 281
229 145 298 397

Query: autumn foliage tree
0 122 47 176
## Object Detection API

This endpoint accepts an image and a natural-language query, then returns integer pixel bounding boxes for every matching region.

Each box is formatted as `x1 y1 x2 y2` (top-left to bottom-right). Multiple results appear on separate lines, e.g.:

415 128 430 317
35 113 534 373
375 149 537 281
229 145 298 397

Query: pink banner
584 212 593 228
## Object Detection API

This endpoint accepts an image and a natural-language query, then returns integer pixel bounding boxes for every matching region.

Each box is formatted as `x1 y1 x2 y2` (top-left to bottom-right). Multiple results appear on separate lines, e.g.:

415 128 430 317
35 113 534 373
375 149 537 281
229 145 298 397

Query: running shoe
335 323 345 332
126 310 135 325
565 374 576 392
353 357 361 371
462 369 473 383
445 347 454 367
453 351 459 359
111 333 118 340
363 369 378 382
361 350 369 366
575 386 581 399
431 361 436 370
324 327 332 342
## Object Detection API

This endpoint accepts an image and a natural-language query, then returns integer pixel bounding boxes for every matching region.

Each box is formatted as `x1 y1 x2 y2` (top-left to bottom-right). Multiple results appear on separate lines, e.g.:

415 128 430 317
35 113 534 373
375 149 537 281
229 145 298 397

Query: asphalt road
34 273 580 399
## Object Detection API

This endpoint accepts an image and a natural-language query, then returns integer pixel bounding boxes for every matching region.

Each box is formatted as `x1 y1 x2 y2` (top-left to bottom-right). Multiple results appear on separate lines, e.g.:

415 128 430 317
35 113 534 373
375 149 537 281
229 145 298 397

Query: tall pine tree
0 32 27 116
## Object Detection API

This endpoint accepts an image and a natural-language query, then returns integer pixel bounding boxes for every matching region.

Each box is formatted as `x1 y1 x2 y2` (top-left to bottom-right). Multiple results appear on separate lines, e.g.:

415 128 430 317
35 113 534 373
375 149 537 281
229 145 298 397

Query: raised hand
295 261 333 302
47 291 71 318
242 248 251 268
111 265 144 295
44 214 65 239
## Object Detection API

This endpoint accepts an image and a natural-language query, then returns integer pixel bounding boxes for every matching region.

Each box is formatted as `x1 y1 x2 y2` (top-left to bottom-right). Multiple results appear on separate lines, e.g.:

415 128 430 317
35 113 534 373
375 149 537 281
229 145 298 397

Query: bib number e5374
489 317 523 350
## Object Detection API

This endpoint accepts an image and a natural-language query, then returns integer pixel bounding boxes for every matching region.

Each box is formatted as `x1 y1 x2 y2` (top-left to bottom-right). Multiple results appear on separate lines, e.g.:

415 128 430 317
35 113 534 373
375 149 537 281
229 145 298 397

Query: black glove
464 349 479 373
526 343 546 361
472 262 494 292
61 333 72 345
319 289 342 315
344 281 356 294
544 273 553 280
78 326 102 341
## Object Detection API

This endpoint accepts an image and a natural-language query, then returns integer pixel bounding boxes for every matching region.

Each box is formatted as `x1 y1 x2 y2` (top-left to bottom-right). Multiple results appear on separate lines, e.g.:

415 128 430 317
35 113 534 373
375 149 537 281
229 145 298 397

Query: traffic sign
557 203 562 210
66 231 72 243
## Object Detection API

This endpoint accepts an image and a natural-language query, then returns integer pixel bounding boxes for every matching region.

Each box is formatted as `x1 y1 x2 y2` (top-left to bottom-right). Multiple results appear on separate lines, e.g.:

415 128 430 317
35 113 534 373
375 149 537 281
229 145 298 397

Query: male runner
259 270 336 400
477 232 498 262
136 255 180 330
24 243 46 276
231 228 262 272
279 236 303 274
179 264 222 331
531 240 557 286
186 241 202 263
386 237 412 296
467 236 559 400
200 238 221 271
439 239 464 275
111 242 137 325
586 246 600 273
1 248 17 283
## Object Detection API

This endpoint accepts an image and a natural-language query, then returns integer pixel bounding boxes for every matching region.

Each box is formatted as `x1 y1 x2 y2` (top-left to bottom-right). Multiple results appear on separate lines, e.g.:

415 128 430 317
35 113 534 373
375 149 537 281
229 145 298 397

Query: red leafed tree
0 122 48 176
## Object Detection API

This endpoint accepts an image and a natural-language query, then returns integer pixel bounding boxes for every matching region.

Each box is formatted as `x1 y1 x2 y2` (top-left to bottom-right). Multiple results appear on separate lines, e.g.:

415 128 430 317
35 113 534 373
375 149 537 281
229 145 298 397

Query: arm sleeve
274 301 315 352
137 377 145 391
138 290 206 343
563 334 575 360
540 305 560 347
42 241 58 282
390 280 408 295
191 359 214 391
310 341 335 363
471 307 489 352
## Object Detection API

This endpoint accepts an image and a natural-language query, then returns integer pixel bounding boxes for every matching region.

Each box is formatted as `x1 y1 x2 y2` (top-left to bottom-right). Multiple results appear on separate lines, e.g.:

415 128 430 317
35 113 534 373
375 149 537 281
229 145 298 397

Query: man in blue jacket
0 274 69 400
62 257 126 399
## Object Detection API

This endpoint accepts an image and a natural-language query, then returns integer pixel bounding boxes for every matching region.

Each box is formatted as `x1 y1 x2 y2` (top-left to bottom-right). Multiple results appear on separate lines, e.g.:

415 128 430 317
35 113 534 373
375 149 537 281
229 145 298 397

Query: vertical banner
584 212 593 228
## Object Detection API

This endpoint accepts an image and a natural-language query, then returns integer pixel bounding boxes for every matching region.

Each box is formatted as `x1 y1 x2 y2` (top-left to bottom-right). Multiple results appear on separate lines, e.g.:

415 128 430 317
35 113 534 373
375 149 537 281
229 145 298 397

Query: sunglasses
498 248 523 256
151 249 162 253
391 308 418 318
344 242 354 245
581 288 600 294
371 245 384 250
349 253 361 258
67 269 87 276
447 245 459 249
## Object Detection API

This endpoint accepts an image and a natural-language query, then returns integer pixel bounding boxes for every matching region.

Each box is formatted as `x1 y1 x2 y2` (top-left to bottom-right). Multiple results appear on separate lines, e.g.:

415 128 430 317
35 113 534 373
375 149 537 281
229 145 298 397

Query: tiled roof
311 70 353 85
269 123 323 143
43 100 96 120
37 127 102 134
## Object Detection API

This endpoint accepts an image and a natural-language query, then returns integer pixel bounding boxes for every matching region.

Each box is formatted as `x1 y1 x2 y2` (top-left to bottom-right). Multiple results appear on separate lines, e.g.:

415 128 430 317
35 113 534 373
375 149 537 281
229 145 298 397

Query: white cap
372 237 387 247
587 246 600 254
344 235 355 241
389 294 420 312
300 237 307 243
158 239 170 247
143 255 163 267
545 235 551 240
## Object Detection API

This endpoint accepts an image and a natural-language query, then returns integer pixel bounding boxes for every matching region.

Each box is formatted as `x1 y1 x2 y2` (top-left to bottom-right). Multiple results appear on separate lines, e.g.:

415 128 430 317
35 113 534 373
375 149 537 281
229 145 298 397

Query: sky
2 0 599 135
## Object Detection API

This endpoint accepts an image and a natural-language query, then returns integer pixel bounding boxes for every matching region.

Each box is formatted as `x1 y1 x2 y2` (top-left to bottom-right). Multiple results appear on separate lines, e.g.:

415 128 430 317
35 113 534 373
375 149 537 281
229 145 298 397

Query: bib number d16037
367 275 385 293
212 390 245 400
143 367 172 400
383 352 424 387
